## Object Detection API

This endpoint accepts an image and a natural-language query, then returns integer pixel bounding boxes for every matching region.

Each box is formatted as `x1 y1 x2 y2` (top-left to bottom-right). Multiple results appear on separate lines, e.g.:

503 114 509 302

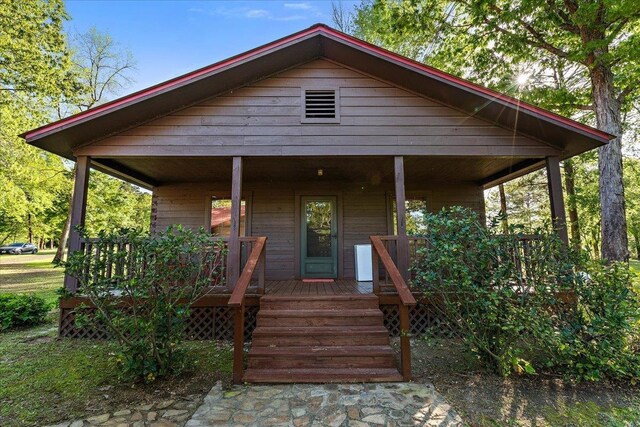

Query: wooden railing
78 237 232 289
228 236 267 384
370 235 416 381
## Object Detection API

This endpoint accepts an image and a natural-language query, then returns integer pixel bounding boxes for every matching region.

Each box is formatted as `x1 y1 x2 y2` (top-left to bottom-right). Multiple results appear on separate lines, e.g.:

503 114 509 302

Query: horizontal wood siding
252 190 295 280
153 186 207 231
343 189 388 279
82 59 558 157
431 184 486 224
152 181 485 280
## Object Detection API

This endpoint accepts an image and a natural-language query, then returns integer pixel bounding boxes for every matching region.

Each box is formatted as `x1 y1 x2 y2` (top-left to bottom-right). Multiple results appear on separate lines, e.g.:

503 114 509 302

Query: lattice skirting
380 303 459 338
59 306 259 341
59 303 452 340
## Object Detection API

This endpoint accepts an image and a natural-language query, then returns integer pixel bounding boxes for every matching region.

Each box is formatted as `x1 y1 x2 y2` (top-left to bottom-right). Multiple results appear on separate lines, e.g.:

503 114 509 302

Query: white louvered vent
302 89 340 123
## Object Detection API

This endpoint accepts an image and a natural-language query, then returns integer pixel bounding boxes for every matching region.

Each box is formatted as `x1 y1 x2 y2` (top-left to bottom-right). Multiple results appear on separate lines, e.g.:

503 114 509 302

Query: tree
352 0 640 261
0 0 75 245
53 27 137 263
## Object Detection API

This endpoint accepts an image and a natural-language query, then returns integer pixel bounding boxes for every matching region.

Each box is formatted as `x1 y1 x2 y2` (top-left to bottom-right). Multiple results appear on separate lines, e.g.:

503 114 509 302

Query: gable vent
303 89 339 121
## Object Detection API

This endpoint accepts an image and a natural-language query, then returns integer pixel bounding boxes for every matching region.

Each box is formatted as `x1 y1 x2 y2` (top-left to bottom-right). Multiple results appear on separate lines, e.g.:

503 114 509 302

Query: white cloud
284 2 314 10
188 5 307 21
246 9 270 18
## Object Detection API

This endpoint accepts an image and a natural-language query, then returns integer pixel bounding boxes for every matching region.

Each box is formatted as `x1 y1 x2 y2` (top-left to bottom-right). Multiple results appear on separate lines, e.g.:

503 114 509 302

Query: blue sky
65 1 358 95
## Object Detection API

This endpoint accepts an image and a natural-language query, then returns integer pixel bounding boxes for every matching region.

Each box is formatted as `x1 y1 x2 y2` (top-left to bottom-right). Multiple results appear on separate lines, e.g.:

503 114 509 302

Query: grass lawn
0 250 64 305
0 250 233 427
0 321 233 427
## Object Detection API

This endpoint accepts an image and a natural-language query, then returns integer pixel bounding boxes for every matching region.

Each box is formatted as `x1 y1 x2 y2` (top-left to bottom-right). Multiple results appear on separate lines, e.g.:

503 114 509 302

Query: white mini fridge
354 244 373 281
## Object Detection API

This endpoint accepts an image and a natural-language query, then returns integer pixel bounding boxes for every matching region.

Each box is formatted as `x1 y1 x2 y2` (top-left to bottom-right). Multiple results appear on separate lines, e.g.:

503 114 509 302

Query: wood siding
78 60 559 158
152 182 485 280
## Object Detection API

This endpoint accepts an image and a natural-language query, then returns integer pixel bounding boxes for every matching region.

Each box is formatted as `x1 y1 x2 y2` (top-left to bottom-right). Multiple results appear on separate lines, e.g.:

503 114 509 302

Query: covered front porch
59 153 569 383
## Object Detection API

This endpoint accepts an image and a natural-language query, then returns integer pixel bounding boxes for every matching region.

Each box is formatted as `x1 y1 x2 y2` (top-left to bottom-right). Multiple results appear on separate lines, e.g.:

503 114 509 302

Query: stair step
260 295 379 310
249 345 395 356
248 345 396 369
243 368 404 383
251 325 389 346
257 309 383 327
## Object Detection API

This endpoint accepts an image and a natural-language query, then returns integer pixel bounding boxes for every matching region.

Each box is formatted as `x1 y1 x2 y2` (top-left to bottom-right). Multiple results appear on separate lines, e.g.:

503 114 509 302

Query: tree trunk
631 222 640 259
27 213 33 243
563 159 581 250
498 184 509 233
591 64 628 262
53 164 76 264
591 228 600 259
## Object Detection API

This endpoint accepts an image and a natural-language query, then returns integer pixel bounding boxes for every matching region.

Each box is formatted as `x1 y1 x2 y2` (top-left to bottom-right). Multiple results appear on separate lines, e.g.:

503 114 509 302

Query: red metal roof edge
22 23 613 143
21 24 324 140
319 25 612 142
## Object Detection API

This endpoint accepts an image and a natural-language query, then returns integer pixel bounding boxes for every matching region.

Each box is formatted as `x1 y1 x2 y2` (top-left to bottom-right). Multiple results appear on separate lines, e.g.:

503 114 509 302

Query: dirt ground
394 337 640 426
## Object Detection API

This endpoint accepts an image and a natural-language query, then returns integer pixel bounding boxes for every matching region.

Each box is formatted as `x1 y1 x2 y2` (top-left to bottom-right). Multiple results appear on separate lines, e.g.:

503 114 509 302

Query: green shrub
0 294 50 331
63 225 226 382
551 261 640 380
412 206 640 381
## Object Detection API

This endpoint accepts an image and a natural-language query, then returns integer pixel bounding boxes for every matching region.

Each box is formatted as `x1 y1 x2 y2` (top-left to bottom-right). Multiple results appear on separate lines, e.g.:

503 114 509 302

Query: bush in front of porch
62 225 227 382
412 207 640 381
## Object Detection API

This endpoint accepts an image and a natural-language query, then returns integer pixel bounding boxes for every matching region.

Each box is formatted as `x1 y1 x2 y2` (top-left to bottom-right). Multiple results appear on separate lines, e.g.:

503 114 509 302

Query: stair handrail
370 236 416 306
228 236 267 384
370 235 416 381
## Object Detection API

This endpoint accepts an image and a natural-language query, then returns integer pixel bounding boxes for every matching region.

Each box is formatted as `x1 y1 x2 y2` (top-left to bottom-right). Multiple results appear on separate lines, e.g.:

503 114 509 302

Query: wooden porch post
227 156 243 289
64 156 91 293
546 156 569 245
394 156 410 280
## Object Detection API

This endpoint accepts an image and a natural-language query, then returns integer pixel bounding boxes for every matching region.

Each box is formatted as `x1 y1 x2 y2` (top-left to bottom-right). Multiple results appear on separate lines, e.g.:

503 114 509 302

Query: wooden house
22 24 612 383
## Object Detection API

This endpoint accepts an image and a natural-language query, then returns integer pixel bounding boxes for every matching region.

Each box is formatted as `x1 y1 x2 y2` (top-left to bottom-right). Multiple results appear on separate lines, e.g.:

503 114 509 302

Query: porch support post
394 156 410 280
227 156 243 289
546 156 569 245
64 156 91 293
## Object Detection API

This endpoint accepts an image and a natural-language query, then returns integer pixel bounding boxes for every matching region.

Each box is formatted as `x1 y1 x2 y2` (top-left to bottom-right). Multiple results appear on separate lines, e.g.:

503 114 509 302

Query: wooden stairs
243 294 403 383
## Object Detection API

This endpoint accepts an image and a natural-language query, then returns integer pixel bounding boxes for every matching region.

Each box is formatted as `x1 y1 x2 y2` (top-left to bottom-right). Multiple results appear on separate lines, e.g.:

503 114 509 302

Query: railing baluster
232 305 245 384
228 236 267 384
370 236 416 382
372 248 380 295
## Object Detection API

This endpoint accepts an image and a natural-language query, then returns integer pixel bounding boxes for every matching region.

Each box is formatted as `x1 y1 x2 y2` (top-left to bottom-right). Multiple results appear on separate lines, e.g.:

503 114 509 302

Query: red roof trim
23 25 323 140
319 26 612 141
23 23 612 142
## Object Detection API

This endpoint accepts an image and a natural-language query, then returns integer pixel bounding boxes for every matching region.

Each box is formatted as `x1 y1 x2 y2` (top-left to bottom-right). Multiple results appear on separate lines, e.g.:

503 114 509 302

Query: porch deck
264 279 373 296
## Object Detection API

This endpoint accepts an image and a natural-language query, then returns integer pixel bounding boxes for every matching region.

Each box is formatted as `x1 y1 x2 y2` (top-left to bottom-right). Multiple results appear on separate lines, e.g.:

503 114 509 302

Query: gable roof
22 23 611 171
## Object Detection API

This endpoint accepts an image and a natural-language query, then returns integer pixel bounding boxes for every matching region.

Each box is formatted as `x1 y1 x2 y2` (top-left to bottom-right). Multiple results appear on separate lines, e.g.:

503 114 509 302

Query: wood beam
74 144 561 158
64 156 91 292
394 156 410 280
227 156 243 289
90 159 159 189
480 158 545 189
546 156 569 245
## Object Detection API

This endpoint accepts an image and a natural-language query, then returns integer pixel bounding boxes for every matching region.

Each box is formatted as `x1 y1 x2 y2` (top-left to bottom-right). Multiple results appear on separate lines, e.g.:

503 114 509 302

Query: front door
301 196 338 278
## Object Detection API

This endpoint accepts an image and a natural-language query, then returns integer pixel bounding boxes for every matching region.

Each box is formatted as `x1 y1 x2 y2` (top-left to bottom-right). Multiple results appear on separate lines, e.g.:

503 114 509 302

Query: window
211 198 246 237
301 88 340 123
390 197 429 235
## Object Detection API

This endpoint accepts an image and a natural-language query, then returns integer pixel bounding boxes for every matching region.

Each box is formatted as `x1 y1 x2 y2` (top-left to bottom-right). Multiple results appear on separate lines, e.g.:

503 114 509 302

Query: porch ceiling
100 155 530 188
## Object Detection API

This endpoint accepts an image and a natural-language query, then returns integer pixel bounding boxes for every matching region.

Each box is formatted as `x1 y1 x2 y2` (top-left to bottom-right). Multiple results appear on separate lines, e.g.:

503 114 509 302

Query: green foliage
413 207 640 381
551 261 640 381
0 324 232 427
63 226 226 382
353 0 640 261
0 2 145 248
0 294 50 331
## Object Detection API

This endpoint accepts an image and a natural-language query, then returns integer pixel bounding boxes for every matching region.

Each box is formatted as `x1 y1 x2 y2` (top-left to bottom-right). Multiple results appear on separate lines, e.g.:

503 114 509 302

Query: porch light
318 168 323 176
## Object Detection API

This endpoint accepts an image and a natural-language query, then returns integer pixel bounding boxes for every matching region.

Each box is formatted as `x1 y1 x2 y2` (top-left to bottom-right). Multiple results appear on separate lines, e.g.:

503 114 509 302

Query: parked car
0 242 38 255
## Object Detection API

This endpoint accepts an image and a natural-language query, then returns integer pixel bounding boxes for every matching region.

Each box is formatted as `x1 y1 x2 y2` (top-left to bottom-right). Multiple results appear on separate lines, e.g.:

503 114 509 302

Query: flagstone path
46 381 463 426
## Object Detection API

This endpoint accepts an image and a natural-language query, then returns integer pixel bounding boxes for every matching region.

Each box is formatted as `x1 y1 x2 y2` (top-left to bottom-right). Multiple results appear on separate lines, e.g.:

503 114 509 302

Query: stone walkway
45 394 203 427
47 382 463 427
187 382 463 427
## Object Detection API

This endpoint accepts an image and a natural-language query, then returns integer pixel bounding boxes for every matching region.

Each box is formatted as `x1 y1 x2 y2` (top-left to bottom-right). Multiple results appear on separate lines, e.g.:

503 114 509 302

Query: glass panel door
301 197 337 278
